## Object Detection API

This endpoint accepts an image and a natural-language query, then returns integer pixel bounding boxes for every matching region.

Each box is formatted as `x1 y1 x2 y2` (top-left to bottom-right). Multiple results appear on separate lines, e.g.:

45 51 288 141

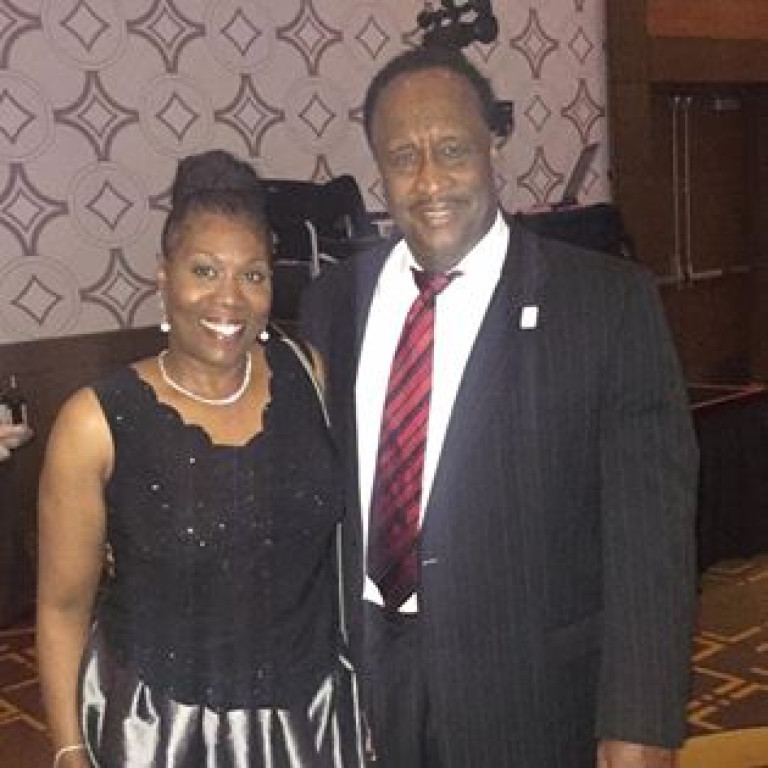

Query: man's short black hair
362 45 498 144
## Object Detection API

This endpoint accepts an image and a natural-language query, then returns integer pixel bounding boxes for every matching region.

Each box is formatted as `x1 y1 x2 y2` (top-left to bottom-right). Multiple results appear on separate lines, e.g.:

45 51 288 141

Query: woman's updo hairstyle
161 150 269 260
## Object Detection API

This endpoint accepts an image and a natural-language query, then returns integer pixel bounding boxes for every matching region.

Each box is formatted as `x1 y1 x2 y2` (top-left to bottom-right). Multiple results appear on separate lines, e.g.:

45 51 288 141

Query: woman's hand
52 744 90 768
597 740 677 768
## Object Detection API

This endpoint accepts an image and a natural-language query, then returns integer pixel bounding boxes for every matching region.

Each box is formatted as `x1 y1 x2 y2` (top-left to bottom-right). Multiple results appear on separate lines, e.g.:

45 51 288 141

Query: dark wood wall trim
0 326 165 626
608 0 768 382
648 0 768 40
650 38 768 83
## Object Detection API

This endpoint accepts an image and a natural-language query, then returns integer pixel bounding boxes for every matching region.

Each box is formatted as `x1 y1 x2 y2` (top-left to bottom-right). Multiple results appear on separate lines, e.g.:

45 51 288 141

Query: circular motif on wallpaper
283 76 350 153
139 74 213 157
68 161 149 246
0 71 55 162
0 257 80 339
42 0 126 69
205 0 275 73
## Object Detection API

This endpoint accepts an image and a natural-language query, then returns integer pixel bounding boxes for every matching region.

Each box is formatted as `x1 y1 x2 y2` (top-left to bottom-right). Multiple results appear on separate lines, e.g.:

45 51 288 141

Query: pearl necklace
157 350 252 406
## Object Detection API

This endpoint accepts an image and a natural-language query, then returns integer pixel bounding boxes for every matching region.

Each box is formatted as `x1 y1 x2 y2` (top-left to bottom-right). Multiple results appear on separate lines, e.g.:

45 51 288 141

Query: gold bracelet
52 743 86 768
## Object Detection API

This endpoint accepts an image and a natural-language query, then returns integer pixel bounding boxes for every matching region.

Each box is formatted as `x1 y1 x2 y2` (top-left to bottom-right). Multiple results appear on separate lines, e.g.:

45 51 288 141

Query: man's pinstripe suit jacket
300 214 699 767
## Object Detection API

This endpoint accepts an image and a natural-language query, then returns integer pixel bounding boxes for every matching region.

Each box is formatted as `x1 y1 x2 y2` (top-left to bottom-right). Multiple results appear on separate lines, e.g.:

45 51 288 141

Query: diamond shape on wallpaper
277 0 342 76
284 76 348 153
221 8 262 57
78 97 114 137
80 247 156 328
205 1 273 72
128 0 205 72
0 164 67 256
561 78 605 145
0 258 79 337
299 93 335 139
510 9 559 80
43 0 124 68
355 14 389 61
85 181 133 231
11 275 62 325
524 95 552 133
55 71 139 160
140 74 212 155
569 27 594 65
234 96 273 134
0 88 35 142
104 271 138 309
0 73 54 160
347 4 402 68
215 75 283 158
61 0 110 53
156 92 198 142
70 162 149 246
3 188 40 231
518 146 564 205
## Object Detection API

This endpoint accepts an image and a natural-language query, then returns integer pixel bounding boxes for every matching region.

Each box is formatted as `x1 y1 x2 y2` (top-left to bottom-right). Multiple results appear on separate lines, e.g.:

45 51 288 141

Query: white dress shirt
356 212 509 611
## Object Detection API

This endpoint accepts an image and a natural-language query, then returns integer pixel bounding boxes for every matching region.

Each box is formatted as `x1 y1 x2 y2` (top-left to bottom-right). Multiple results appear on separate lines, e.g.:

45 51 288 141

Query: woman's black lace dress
79 336 354 767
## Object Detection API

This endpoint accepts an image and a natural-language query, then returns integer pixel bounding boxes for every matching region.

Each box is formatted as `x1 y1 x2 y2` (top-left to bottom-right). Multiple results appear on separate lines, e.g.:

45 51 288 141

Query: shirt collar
382 210 508 289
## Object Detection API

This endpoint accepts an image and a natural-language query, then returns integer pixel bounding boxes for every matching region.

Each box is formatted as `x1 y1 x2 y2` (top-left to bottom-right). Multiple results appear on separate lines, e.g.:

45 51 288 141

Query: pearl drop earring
158 294 170 333
258 328 270 343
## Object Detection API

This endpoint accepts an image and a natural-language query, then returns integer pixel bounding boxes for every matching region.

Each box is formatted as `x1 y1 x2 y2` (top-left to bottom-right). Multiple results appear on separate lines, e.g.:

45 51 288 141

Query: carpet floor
687 554 768 736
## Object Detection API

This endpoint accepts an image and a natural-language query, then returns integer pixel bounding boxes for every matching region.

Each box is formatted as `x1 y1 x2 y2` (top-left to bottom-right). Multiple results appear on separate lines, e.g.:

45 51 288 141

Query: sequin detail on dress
89 336 342 710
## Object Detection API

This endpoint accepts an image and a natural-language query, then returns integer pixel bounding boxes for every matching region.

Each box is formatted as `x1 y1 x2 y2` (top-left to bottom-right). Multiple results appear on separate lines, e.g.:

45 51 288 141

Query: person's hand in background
0 422 33 461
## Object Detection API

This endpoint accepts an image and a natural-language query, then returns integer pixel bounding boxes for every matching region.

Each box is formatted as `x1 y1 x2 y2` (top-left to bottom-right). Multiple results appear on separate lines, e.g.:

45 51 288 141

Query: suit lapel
352 244 387 361
424 219 550 519
344 245 386 522
338 245 389 619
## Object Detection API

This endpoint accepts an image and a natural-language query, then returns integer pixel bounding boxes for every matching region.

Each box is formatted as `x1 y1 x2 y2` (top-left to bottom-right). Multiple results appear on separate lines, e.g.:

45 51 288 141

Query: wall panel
0 0 608 344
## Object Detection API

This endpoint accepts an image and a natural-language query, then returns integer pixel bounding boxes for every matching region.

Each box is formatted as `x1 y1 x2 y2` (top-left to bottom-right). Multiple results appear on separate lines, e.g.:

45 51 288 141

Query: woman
37 150 360 768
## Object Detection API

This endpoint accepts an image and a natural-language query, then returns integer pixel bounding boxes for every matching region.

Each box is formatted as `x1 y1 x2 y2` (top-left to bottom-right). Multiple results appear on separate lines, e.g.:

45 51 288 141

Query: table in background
690 383 768 572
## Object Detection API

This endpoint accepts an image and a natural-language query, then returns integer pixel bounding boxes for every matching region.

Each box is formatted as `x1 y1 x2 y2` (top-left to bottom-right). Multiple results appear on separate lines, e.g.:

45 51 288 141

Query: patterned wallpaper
0 0 607 342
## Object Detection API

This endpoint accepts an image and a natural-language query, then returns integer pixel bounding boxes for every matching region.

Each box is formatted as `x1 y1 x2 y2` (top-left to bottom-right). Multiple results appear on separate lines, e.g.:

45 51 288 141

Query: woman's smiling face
157 210 272 371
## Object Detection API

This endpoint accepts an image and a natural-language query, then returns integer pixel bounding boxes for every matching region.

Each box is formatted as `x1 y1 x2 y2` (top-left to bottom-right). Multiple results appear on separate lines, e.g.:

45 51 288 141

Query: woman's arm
36 387 113 767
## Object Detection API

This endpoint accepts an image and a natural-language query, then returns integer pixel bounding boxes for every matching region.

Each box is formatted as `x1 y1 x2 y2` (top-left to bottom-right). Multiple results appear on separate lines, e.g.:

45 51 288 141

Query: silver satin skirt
79 625 364 768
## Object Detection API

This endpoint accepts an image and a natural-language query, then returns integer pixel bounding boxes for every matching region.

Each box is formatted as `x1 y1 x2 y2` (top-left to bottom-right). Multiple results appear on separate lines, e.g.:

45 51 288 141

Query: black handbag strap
273 327 349 645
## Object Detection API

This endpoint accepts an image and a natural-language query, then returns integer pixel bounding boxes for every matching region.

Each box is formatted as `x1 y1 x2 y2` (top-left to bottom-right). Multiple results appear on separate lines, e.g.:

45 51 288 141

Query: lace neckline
125 356 272 450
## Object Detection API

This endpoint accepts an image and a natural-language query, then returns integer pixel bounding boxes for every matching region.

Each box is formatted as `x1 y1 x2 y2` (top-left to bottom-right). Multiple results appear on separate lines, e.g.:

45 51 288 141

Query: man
301 45 698 768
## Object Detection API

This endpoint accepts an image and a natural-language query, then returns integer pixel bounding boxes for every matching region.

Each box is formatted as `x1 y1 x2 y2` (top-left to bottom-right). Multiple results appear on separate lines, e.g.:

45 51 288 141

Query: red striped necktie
367 268 456 610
